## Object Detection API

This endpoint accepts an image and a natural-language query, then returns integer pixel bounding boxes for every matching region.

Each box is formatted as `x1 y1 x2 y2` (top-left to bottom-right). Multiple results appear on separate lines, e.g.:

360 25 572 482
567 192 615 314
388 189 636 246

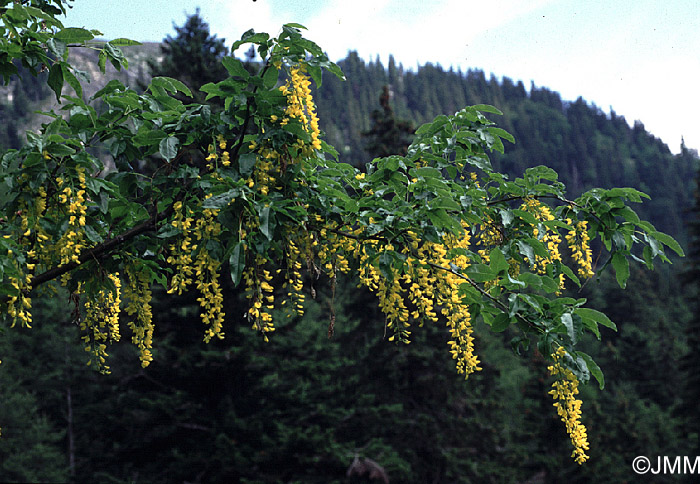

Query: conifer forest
0 3 699 483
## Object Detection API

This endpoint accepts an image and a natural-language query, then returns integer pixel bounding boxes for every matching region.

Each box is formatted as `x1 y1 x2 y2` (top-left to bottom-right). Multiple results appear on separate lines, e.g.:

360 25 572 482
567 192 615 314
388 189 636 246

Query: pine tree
148 8 229 105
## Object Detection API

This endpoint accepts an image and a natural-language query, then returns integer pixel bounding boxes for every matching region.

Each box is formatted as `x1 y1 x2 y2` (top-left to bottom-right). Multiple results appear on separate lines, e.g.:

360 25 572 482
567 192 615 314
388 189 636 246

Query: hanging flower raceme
124 263 155 368
279 62 322 154
56 168 88 271
566 219 595 278
548 347 590 464
166 201 195 295
243 256 276 341
522 198 565 290
193 204 225 343
166 199 225 342
438 223 481 377
81 273 122 374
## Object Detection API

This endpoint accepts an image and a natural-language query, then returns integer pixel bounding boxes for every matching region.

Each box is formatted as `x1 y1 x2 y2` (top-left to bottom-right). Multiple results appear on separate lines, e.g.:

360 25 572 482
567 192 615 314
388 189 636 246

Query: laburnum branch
486 194 579 207
29 194 181 292
485 193 608 231
425 260 544 334
228 61 272 163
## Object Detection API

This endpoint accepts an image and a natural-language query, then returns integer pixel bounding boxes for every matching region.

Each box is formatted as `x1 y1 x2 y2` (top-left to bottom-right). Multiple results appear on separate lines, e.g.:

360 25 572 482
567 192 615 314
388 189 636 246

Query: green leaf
263 65 279 89
150 76 193 98
517 241 535 267
159 136 179 162
222 57 250 79
489 247 509 275
92 79 125 100
61 64 82 99
98 51 107 73
465 264 495 283
202 189 241 209
577 351 605 389
229 242 246 286
611 252 629 288
109 38 142 46
517 272 542 289
558 263 581 287
47 38 68 60
47 62 64 101
490 313 511 332
259 205 272 239
487 126 515 144
133 129 167 147
55 27 94 43
239 153 257 176
83 225 103 244
562 313 577 345
574 307 617 331
472 104 503 115
651 231 685 257
307 64 322 88
499 209 514 227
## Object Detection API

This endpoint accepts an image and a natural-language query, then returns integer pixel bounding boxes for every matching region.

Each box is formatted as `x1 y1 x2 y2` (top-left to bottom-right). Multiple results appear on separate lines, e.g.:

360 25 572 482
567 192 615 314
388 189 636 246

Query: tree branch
29 200 177 290
425 260 543 334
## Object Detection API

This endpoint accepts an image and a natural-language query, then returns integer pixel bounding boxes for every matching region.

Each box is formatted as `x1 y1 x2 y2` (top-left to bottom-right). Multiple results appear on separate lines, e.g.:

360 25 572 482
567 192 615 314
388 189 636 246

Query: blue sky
63 0 700 154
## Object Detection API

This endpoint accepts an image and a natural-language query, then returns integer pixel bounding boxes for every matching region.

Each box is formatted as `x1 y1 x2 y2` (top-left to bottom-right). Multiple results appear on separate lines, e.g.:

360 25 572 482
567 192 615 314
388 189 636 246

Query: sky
63 0 700 154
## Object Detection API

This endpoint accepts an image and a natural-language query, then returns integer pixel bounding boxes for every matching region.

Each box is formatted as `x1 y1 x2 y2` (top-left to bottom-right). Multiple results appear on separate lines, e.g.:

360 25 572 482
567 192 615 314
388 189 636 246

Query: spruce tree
148 8 228 105
363 85 414 158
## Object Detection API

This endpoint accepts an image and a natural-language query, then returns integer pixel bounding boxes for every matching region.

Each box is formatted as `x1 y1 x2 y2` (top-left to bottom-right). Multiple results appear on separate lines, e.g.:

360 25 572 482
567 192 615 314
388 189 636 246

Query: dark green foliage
0 296 78 482
679 158 700 456
363 85 414 158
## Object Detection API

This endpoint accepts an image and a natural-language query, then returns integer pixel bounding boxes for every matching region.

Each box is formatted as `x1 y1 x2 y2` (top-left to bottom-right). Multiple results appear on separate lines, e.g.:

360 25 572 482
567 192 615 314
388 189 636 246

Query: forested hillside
1 13 698 484
314 53 698 243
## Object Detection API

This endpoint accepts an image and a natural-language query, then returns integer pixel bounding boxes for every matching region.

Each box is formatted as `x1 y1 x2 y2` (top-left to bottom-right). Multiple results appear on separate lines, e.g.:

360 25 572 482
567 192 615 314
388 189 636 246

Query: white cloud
206 0 280 52
302 0 556 67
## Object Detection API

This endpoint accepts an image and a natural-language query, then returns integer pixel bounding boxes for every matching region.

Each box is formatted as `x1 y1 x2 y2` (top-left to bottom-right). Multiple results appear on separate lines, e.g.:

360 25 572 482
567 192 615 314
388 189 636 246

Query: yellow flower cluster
205 134 231 173
438 225 481 377
243 257 276 341
548 346 590 464
166 200 226 342
4 227 33 326
476 217 502 264
56 168 88 271
194 207 225 343
167 201 195 295
243 63 322 197
283 237 308 318
279 63 322 153
246 149 276 196
565 219 594 279
343 222 481 376
124 264 155 367
317 219 353 279
81 273 122 374
7 275 32 328
522 198 564 290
